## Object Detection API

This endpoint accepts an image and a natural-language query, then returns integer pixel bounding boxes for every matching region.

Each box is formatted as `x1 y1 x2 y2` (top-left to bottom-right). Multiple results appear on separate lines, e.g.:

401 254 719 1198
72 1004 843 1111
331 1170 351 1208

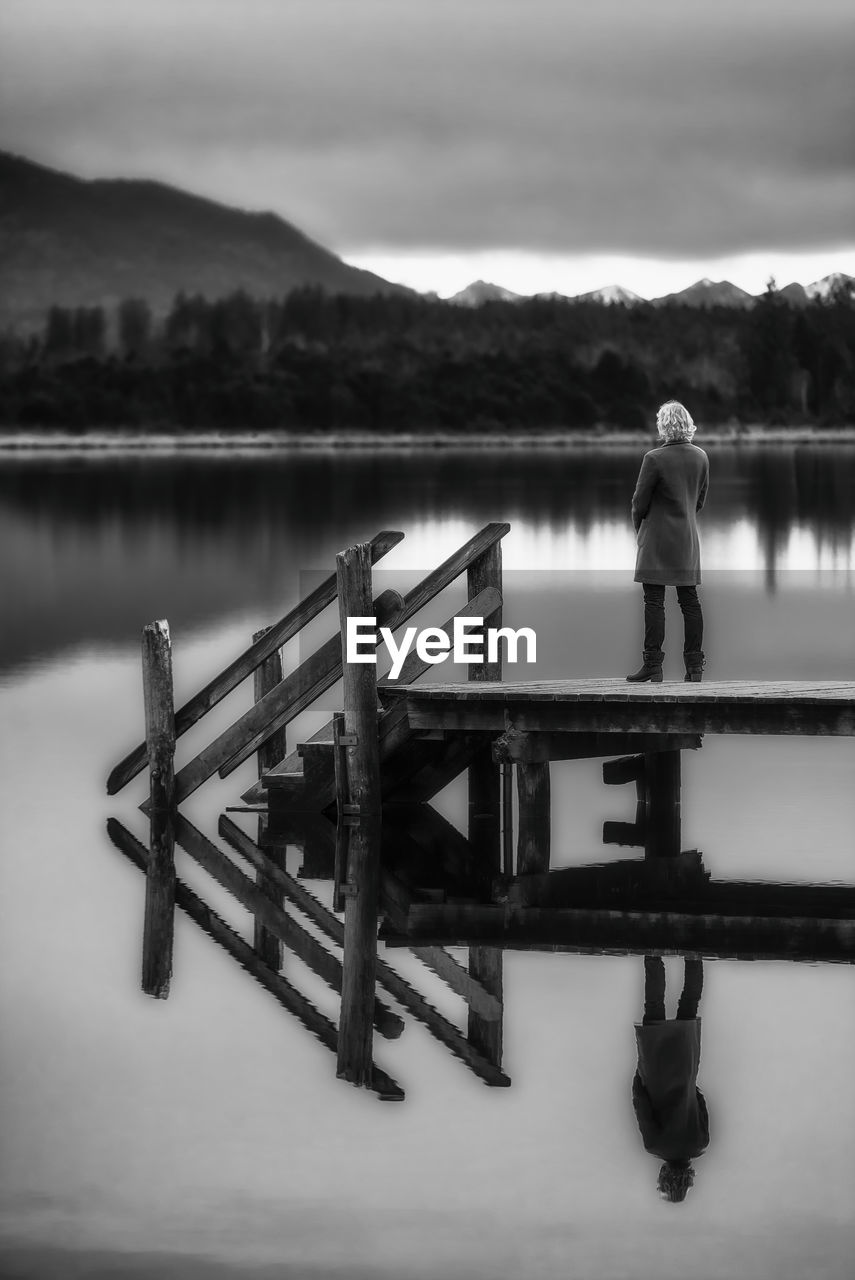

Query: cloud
1 0 853 256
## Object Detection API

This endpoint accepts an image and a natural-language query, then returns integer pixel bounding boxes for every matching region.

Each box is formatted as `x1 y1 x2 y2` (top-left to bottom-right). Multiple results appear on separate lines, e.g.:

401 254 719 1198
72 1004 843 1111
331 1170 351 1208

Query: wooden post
141 620 176 998
335 543 384 1087
644 749 681 858
466 542 504 1067
253 627 287 969
501 763 514 878
332 711 349 914
517 761 551 875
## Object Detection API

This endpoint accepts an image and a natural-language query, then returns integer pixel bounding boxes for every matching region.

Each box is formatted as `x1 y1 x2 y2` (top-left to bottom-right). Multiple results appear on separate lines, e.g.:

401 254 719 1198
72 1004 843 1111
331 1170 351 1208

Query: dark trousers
643 955 704 1024
642 584 703 661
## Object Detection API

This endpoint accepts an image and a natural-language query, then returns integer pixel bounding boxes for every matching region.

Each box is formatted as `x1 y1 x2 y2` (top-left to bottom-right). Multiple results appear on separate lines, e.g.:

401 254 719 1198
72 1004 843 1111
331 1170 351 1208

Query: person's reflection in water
632 955 709 1202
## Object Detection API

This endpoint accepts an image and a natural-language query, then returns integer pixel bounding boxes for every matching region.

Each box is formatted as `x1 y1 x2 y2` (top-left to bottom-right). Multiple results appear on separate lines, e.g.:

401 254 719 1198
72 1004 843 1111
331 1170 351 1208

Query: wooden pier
106 521 855 1101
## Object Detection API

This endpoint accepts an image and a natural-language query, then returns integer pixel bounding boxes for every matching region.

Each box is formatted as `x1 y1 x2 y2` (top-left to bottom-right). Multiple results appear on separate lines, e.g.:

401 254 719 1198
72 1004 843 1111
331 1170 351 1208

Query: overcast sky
2 0 853 295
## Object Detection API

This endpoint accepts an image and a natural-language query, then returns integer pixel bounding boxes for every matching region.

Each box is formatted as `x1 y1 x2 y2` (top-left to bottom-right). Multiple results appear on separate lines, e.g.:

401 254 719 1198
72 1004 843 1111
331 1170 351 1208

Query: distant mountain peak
652 278 755 308
805 272 855 299
448 279 524 305
575 283 643 305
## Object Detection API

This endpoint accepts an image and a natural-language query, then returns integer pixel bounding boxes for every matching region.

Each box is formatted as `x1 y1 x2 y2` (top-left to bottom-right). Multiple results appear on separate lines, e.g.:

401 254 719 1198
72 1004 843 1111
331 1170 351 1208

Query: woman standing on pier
627 402 709 683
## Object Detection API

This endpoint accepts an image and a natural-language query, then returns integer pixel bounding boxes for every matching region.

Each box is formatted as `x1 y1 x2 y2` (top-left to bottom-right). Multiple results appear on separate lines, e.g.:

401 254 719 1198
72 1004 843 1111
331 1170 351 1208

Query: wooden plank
141 620 175 999
380 679 855 703
466 541 504 1070
493 730 703 763
507 864 855 916
219 814 507 1053
336 543 385 1087
107 820 404 1101
332 712 348 913
399 697 855 737
107 530 404 794
174 815 404 1040
242 585 502 805
516 761 551 876
382 901 855 963
379 870 503 1021
253 627 286 970
220 587 404 779
163 588 403 807
508 853 709 906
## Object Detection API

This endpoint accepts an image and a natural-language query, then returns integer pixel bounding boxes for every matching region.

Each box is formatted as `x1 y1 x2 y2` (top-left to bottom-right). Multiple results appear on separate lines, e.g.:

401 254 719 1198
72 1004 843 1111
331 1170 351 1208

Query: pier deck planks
379 679 855 736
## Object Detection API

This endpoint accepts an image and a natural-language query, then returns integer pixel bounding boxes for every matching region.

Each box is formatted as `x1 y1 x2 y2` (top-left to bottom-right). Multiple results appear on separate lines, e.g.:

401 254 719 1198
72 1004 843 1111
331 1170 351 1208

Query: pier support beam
335 543 384 1087
253 627 287 970
644 749 681 858
466 542 504 1068
141 620 176 998
516 762 551 875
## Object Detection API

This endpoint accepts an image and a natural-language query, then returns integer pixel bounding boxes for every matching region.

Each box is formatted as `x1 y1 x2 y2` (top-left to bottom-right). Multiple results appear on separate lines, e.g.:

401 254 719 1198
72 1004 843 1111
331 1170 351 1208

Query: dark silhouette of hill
0 151 408 330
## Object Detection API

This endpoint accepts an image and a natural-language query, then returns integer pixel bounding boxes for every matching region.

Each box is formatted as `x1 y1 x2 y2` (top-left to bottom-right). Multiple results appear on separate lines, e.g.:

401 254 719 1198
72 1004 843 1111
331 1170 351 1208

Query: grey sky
1 0 853 258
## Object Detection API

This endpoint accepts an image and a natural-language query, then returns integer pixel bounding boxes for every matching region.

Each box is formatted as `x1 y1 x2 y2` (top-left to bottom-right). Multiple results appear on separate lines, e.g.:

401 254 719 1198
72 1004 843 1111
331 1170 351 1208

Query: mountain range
450 274 853 308
0 150 851 330
0 151 407 330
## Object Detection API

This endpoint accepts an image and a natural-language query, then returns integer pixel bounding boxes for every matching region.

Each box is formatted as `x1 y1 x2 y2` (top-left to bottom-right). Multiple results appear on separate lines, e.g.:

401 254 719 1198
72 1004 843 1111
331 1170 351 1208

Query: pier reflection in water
103 520 855 1222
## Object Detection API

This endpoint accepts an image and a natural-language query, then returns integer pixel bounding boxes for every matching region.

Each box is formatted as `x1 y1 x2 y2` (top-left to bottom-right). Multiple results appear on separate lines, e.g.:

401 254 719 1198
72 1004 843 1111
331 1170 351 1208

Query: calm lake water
1 443 854 1280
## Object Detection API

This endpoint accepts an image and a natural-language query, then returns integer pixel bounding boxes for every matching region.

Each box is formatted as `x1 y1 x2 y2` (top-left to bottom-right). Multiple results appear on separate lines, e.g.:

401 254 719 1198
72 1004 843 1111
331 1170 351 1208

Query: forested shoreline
1 281 853 435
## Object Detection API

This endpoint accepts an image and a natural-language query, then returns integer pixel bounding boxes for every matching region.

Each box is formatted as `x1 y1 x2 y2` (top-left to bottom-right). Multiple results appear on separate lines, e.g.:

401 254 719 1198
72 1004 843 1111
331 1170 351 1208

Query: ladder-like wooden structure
107 522 515 1099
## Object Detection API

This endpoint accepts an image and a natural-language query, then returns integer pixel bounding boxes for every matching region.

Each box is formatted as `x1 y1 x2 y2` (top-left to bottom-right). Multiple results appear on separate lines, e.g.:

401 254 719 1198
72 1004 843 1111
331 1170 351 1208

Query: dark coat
631 441 709 585
633 1018 709 1161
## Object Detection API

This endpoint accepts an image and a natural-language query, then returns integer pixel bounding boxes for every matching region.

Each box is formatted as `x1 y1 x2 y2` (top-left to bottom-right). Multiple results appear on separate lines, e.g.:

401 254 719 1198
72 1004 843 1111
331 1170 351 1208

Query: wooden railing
106 529 404 795
106 521 513 1099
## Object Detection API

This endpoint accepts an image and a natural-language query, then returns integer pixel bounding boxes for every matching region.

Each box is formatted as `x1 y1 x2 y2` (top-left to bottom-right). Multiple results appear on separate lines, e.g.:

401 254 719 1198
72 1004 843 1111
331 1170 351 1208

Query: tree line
0 279 853 433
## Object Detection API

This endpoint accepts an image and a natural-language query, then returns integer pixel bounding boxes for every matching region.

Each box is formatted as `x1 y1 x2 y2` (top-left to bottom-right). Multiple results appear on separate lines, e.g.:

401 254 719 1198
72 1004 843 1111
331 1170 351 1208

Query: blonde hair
657 401 696 442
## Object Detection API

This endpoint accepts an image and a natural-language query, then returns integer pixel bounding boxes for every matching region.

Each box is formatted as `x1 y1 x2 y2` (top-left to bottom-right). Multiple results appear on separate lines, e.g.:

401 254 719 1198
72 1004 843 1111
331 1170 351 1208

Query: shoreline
0 426 853 454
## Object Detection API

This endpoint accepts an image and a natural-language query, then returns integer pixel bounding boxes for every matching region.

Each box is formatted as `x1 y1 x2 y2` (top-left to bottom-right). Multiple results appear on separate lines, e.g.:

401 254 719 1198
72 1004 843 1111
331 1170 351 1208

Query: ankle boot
627 650 664 683
684 651 706 682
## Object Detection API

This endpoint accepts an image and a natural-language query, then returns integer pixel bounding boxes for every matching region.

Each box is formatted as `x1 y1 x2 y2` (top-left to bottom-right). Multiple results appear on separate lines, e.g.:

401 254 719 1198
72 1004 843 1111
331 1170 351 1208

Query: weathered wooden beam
219 815 508 1071
466 540 504 1069
161 587 403 807
336 543 385 1087
107 819 404 1101
381 901 855 962
253 627 286 970
508 853 708 907
141 620 176 999
493 729 703 765
506 862 855 916
516 761 551 876
404 698 855 738
107 529 404 794
174 815 403 1040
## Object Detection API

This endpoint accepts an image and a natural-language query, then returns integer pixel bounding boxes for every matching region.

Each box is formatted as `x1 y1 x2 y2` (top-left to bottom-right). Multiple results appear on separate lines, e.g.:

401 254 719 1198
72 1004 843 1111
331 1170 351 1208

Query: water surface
1 445 854 1279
